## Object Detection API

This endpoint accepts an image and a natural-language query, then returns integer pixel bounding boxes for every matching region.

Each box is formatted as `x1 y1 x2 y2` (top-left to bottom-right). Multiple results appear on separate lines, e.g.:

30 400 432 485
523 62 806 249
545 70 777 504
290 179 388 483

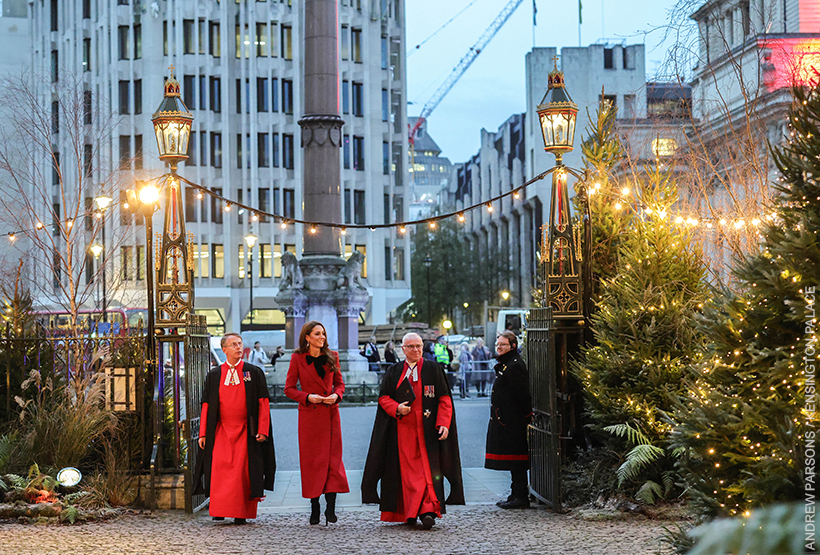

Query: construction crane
408 0 524 145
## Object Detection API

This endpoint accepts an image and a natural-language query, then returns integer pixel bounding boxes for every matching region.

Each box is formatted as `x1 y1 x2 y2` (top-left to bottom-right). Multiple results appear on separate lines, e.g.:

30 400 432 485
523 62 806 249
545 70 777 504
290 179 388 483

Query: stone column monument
275 0 368 374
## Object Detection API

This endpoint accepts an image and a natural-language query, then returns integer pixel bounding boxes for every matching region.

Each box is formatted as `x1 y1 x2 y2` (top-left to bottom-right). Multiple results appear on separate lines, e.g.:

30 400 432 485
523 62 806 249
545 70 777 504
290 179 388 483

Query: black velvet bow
306 354 329 379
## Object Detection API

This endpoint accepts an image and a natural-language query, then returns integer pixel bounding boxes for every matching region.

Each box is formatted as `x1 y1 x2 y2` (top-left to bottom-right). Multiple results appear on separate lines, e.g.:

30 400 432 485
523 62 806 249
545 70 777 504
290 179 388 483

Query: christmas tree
573 164 709 502
670 77 820 518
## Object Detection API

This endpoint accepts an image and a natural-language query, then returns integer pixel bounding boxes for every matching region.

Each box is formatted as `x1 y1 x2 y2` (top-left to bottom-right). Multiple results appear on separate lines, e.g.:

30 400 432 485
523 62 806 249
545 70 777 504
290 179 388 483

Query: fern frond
603 422 651 446
616 443 664 484
662 471 675 495
635 480 663 504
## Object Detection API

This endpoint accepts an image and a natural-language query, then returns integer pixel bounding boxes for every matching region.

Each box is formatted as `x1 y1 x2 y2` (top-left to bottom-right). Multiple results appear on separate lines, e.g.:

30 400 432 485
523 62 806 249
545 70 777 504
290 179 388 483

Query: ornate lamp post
89 243 103 329
245 233 257 327
94 195 112 323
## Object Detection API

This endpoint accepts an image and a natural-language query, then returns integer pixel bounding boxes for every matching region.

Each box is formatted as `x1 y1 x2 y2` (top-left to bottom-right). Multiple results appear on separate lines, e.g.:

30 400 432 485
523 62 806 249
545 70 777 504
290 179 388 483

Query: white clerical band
224 367 240 386
404 364 418 382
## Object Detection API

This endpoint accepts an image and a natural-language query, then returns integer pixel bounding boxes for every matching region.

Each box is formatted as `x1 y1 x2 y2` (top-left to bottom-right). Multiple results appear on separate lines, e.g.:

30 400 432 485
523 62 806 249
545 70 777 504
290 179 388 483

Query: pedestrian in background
194 333 276 524
270 345 285 366
284 321 349 525
361 335 381 372
485 330 533 509
471 338 492 397
248 341 268 367
458 343 472 399
422 340 436 362
383 341 399 364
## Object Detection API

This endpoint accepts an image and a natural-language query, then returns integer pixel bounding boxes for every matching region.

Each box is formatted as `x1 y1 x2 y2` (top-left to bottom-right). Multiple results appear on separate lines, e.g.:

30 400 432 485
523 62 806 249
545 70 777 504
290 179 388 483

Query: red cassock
200 361 271 519
284 352 350 499
377 364 453 522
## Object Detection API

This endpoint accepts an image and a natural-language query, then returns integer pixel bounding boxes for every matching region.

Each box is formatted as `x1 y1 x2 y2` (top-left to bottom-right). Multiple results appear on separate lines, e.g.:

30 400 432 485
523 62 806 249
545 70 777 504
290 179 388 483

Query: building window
281 25 292 60
352 82 363 117
83 144 92 177
282 79 293 114
394 247 405 281
651 138 678 157
352 28 362 62
83 91 92 124
83 0 90 19
381 35 388 69
163 21 168 56
119 135 131 169
272 77 279 111
210 21 221 57
257 78 269 112
188 133 197 166
343 135 350 169
283 189 295 219
118 81 130 115
258 188 270 222
236 79 242 113
51 102 59 134
273 244 283 277
383 141 389 175
199 185 208 223
256 23 269 56
341 25 349 60
384 246 392 281
384 194 390 225
183 20 195 54
199 19 206 54
50 0 58 31
283 134 294 169
118 26 129 60
137 246 146 280
354 190 365 224
121 246 133 281
258 133 270 167
210 77 221 112
342 80 350 114
184 75 195 108
199 76 206 110
344 189 352 224
212 188 223 224
272 133 280 167
237 245 245 279
235 24 250 58
212 244 224 278
353 136 364 171
82 40 91 72
604 47 614 69
211 132 222 168
185 187 196 222
135 134 143 170
134 79 142 114
260 244 272 277
381 89 388 121
130 24 141 60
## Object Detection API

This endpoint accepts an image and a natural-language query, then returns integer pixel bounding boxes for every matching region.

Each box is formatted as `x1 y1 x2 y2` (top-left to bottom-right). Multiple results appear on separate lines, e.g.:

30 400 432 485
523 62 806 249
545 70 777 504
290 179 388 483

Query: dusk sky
404 0 688 163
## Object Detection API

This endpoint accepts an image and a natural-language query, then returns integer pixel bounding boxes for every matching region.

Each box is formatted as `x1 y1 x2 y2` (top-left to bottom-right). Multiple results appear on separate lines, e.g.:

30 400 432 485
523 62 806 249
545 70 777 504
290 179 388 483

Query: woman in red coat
284 321 349 525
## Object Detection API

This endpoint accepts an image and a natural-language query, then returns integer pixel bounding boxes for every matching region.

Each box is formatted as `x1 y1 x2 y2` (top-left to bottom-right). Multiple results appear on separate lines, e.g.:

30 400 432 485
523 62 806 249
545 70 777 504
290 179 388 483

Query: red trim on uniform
485 453 529 461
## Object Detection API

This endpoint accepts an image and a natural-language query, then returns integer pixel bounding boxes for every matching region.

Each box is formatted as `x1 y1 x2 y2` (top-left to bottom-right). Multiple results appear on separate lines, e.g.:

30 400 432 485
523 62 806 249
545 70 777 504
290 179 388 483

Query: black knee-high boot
310 497 320 525
324 492 337 524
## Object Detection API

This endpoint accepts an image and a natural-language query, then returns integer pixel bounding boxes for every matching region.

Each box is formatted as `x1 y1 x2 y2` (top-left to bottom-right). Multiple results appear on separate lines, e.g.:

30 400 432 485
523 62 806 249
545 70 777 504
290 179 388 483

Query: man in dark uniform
362 332 465 529
485 330 533 509
193 333 276 523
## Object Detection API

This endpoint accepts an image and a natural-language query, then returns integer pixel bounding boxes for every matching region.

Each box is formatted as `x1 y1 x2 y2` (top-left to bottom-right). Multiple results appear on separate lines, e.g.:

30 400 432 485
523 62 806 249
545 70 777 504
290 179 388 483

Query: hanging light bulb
399 226 406 234
429 221 436 229
280 220 288 229
457 213 465 222
486 202 493 213
309 225 318 234
340 227 347 235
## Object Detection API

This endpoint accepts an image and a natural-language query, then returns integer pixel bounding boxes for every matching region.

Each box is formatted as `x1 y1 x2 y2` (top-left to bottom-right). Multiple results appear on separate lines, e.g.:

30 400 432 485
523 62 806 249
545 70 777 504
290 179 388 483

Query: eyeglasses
402 344 423 350
225 342 243 349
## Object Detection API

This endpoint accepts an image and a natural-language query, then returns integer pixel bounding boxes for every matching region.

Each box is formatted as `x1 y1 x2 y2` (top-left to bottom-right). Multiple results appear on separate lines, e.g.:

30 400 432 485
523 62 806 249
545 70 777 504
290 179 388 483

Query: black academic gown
192 363 276 498
361 359 465 513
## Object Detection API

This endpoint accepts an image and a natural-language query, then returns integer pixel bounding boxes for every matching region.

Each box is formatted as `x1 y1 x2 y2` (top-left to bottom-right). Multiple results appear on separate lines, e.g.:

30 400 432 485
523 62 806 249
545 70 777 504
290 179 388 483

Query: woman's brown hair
295 321 338 372
498 329 518 350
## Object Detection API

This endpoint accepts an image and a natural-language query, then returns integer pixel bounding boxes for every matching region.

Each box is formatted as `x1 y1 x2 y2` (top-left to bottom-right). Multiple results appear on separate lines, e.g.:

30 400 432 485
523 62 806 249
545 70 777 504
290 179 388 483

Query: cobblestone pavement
0 504 671 555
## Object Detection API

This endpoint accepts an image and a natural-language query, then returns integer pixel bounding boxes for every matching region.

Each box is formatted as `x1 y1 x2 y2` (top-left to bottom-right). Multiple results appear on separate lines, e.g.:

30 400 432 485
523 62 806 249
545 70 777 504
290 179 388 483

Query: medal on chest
423 385 435 398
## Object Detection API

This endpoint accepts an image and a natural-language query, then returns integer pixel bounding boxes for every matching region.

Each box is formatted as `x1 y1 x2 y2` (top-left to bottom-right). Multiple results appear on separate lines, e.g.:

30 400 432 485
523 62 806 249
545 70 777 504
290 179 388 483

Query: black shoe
405 517 417 526
496 494 514 507
212 516 225 521
310 498 321 525
325 508 337 524
233 518 247 524
421 513 435 530
498 497 530 509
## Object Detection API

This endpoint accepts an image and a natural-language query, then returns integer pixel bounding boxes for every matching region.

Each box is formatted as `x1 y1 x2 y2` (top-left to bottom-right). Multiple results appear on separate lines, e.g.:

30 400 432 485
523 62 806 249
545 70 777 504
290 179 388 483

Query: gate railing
184 313 210 513
526 307 561 510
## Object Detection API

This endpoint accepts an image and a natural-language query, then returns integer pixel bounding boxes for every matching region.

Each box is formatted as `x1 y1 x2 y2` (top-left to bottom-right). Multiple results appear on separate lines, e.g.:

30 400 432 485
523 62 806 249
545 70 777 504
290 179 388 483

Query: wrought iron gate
183 313 211 513
527 307 561 510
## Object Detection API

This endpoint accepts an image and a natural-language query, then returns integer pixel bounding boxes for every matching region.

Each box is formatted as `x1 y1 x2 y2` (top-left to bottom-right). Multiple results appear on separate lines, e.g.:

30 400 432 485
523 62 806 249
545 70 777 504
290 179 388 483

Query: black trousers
511 468 529 499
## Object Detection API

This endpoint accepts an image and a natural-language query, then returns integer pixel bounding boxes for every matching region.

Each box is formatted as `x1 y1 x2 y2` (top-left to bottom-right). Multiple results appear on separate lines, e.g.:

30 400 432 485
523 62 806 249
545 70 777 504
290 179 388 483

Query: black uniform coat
361 359 465 513
485 350 533 471
192 363 276 498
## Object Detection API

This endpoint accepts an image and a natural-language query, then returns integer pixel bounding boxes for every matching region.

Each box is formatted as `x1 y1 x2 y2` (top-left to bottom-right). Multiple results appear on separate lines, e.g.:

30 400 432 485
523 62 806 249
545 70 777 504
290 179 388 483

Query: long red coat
284 352 349 499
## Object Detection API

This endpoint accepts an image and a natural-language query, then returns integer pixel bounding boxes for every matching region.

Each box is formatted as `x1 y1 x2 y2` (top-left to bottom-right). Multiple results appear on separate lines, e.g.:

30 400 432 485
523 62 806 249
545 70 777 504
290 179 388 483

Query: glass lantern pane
566 115 576 148
155 127 165 156
164 127 178 154
540 113 554 147
177 122 190 156
554 115 568 145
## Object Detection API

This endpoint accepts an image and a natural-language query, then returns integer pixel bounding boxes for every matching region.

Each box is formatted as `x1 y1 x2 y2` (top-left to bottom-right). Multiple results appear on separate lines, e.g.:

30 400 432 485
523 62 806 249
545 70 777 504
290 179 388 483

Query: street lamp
89 243 103 332
423 256 432 324
94 195 113 323
244 233 257 327
151 71 193 173
536 58 578 167
501 290 510 306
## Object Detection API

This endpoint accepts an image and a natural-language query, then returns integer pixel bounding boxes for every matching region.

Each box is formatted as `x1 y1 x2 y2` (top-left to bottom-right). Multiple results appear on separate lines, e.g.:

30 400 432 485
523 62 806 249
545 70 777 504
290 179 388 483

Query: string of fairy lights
1 169 783 242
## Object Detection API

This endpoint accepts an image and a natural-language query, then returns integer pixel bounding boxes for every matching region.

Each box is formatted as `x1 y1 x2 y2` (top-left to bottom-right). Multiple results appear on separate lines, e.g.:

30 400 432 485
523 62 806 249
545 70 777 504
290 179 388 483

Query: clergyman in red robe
193 333 276 524
362 332 464 530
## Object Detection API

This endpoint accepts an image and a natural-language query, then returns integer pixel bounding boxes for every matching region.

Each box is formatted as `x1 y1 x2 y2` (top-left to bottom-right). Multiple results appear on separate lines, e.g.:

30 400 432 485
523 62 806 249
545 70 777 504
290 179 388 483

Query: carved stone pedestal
275 254 369 372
